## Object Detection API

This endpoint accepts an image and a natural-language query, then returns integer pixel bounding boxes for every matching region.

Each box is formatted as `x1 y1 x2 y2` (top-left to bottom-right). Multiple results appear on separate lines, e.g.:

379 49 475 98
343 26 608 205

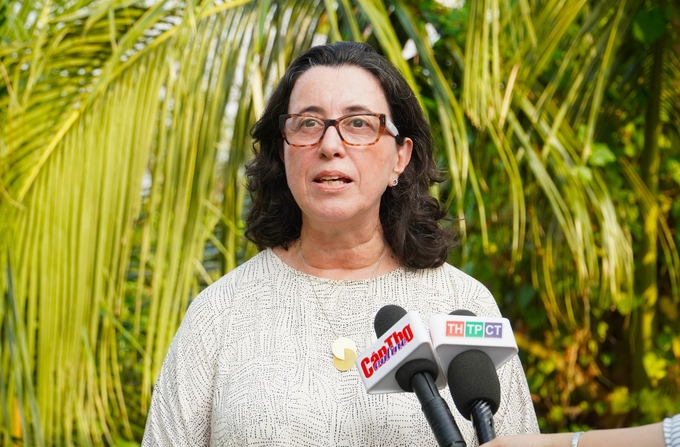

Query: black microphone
374 305 467 447
446 310 501 445
448 309 476 317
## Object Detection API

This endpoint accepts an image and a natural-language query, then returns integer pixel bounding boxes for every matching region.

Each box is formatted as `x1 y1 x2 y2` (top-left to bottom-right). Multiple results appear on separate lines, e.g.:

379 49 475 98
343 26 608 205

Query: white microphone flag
355 311 446 394
428 314 518 377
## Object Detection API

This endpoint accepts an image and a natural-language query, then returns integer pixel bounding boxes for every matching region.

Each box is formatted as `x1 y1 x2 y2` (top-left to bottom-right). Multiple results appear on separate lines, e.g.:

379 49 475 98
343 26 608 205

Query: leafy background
1 0 679 445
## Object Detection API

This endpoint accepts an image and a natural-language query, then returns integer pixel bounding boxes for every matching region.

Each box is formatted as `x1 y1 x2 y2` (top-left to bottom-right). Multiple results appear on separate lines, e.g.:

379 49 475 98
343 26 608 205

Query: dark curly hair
245 41 455 269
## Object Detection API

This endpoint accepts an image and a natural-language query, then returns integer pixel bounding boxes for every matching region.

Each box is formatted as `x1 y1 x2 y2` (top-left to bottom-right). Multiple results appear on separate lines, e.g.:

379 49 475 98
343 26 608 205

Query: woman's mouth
314 176 351 185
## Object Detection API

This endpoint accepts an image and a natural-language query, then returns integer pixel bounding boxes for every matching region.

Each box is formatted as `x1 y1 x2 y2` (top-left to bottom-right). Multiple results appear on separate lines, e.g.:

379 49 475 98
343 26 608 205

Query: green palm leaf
2 0 678 443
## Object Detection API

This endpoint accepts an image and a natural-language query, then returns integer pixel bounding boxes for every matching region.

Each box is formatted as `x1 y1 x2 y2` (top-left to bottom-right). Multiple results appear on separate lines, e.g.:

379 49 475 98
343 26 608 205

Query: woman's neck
274 224 399 280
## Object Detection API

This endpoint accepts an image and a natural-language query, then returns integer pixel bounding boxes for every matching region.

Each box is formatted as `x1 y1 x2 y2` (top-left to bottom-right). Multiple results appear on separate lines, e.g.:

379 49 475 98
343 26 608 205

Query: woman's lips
314 176 352 185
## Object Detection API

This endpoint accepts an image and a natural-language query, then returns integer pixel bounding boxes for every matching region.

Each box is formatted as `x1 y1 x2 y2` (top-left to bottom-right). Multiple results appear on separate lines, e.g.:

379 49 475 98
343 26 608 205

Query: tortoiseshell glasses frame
279 113 400 147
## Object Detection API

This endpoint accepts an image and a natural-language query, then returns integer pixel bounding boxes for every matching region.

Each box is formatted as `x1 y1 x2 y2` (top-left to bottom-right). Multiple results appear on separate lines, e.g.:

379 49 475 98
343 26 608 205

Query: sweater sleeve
141 285 230 447
492 354 540 437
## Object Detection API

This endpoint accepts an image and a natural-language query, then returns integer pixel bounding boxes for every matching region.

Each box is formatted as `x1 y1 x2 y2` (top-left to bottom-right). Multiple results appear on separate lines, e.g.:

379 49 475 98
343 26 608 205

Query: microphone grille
447 349 501 420
373 305 407 337
449 309 476 316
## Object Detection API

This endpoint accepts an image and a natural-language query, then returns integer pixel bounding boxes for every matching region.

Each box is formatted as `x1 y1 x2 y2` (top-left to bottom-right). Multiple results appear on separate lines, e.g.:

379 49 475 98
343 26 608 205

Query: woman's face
283 65 412 232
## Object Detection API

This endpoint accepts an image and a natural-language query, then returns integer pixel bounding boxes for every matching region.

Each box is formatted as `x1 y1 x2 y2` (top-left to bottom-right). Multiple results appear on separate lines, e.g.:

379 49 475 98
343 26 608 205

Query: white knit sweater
142 248 539 446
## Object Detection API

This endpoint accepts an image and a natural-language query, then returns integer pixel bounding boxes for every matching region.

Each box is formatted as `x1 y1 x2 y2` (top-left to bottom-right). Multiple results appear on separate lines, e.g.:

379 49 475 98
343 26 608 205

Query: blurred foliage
1 0 679 445
416 0 680 432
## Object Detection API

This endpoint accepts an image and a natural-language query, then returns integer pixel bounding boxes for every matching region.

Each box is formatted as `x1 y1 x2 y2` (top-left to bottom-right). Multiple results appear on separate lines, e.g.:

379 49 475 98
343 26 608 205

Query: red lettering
362 323 417 380
361 357 373 378
403 324 414 341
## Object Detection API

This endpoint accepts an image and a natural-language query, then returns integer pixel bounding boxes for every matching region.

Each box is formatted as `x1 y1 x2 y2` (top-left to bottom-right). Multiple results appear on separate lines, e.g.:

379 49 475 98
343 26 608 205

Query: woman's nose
317 125 346 158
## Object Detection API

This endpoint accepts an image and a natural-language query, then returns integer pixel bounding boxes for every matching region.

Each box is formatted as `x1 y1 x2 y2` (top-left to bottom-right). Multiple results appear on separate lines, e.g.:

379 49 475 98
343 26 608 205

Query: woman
481 413 679 447
142 41 539 446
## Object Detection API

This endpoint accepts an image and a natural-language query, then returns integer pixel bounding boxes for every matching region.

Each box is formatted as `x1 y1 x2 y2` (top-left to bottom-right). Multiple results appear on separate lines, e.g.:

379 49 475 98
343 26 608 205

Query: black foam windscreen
395 359 440 392
449 309 476 316
374 305 407 337
447 349 501 420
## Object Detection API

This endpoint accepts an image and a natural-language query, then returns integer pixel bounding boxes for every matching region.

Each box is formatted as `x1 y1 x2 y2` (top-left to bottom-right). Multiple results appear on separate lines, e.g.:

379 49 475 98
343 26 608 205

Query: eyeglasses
279 113 399 147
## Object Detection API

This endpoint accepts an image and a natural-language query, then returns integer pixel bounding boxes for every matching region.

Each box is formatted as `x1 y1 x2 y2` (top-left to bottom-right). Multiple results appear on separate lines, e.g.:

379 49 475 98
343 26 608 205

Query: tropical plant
416 0 680 429
1 0 678 445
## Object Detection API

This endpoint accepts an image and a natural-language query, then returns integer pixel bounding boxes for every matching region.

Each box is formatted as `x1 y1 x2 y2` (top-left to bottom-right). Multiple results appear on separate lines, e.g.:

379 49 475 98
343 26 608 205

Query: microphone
431 309 506 445
356 305 447 393
447 349 500 444
356 305 466 447
428 310 518 375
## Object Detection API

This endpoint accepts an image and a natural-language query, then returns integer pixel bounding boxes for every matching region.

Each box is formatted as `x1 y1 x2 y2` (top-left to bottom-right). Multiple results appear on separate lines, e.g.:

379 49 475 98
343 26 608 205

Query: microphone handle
470 400 496 444
410 372 467 447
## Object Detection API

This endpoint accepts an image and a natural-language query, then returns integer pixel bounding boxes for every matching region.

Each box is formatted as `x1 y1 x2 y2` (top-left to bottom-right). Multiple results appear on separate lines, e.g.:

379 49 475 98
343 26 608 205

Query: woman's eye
301 119 319 127
349 119 367 128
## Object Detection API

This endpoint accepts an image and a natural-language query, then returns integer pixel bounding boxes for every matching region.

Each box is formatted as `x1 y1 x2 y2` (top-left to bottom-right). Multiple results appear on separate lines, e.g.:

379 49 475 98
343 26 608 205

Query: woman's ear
393 137 413 176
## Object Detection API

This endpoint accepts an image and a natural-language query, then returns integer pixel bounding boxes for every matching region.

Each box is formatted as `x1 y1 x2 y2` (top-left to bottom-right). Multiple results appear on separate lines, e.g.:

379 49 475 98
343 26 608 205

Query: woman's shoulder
419 261 490 291
437 262 486 283
419 262 501 318
186 249 280 315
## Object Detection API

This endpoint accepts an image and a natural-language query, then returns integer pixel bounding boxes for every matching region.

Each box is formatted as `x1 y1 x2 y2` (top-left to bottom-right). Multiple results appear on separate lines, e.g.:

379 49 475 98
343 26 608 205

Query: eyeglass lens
283 115 383 146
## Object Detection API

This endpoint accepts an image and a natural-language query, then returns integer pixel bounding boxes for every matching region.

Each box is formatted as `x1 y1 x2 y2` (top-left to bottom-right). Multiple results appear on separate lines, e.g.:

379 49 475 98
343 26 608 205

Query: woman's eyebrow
293 105 374 115
343 105 374 114
294 105 324 115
